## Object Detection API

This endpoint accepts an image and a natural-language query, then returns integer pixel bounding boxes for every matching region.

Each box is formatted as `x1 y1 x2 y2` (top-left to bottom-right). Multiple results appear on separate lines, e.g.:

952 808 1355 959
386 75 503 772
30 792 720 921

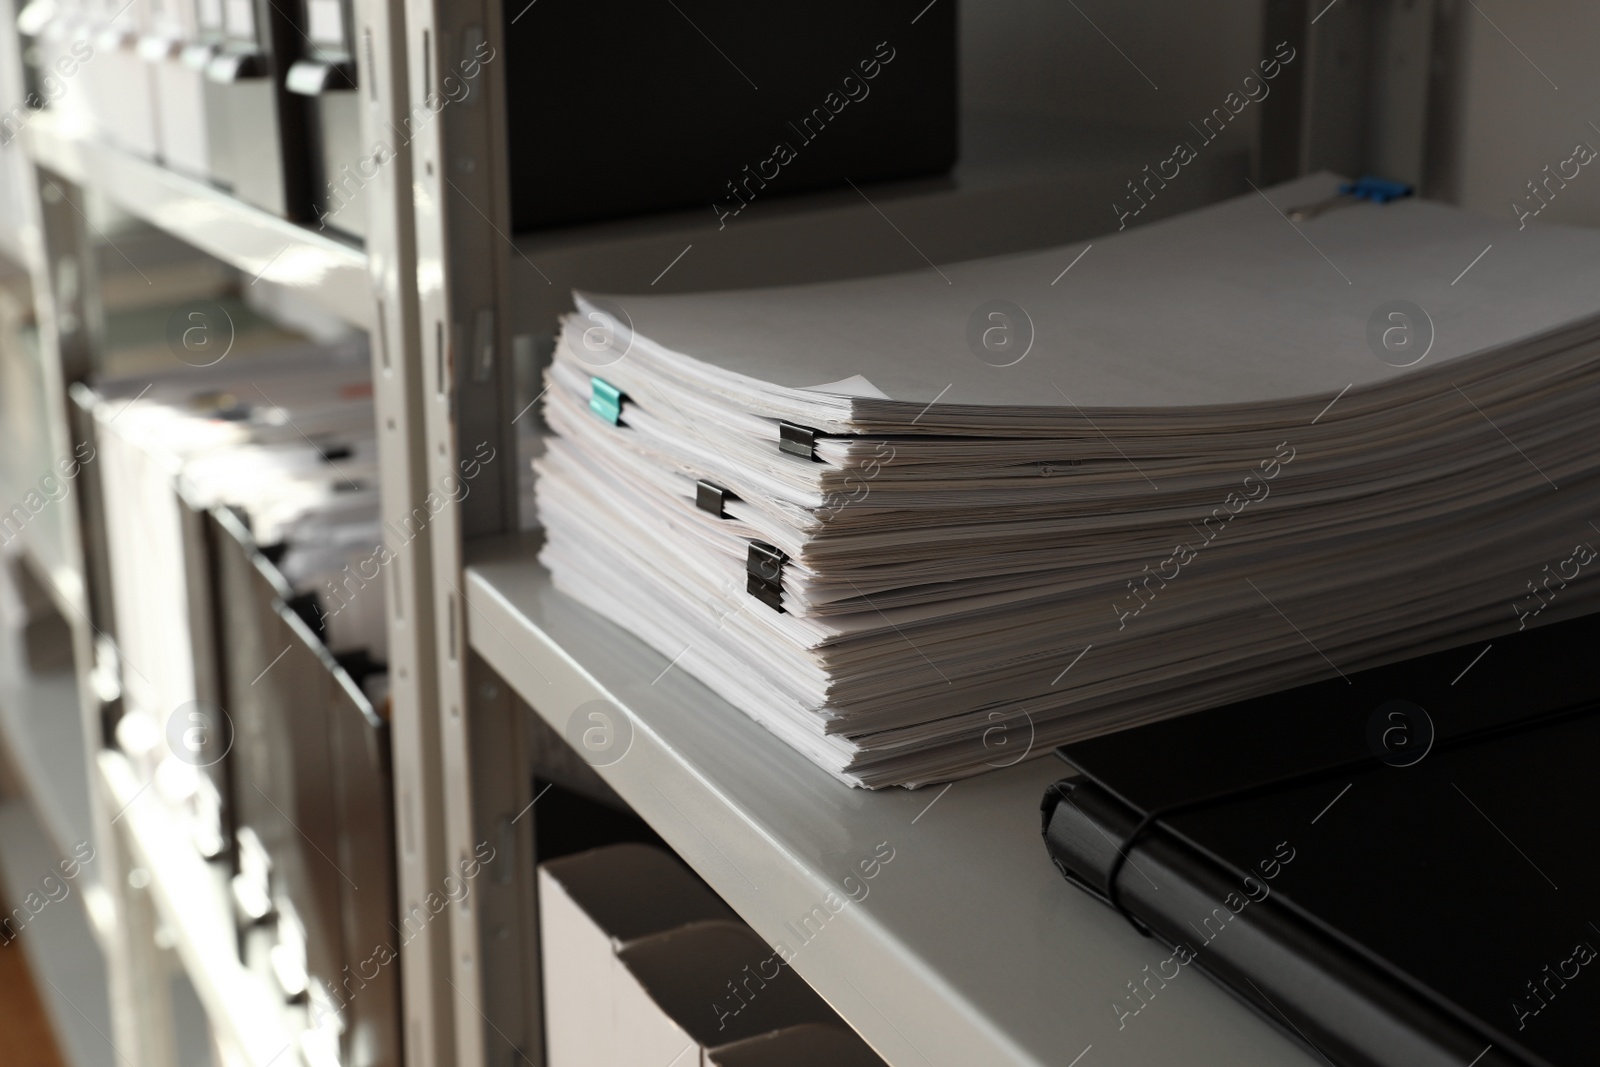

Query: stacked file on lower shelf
535 172 1600 788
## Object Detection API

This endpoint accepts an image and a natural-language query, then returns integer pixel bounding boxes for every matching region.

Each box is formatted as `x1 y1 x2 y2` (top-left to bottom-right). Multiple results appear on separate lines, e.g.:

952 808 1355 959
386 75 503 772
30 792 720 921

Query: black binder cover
503 2 957 232
1041 614 1600 1067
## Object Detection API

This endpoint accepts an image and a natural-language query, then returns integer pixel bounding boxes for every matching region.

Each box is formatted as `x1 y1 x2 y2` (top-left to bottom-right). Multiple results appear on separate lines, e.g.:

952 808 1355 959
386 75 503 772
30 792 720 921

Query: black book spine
1041 779 1533 1067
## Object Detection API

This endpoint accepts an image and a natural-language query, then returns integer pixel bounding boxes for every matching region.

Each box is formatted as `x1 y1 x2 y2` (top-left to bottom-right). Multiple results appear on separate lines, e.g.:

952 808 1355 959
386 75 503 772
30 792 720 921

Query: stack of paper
535 174 1600 788
98 341 388 736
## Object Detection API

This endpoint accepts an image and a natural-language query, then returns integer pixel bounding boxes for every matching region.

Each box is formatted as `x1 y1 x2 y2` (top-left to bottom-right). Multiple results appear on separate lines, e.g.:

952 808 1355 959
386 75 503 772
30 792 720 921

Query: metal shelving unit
0 25 1273 1067
0 0 454 1059
0 1 1472 1065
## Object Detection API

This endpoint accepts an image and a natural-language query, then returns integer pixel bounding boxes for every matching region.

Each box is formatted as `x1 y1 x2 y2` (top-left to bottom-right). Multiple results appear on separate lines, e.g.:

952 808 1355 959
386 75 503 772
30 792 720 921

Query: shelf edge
23 113 375 334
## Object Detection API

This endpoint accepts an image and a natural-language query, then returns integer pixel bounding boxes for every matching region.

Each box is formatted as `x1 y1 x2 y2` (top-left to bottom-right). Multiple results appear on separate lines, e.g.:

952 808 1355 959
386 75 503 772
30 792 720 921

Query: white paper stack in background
535 173 1600 788
97 339 388 746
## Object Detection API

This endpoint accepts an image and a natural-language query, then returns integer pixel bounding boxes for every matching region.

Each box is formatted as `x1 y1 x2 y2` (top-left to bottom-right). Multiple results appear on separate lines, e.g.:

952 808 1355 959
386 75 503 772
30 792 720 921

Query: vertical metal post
400 0 530 1061
467 652 541 1067
350 0 460 1061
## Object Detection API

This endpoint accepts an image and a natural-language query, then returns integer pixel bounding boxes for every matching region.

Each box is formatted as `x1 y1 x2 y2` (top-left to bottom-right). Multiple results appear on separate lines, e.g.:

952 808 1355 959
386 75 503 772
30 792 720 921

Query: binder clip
779 421 821 460
1288 176 1414 222
696 480 729 518
746 542 787 612
590 377 625 424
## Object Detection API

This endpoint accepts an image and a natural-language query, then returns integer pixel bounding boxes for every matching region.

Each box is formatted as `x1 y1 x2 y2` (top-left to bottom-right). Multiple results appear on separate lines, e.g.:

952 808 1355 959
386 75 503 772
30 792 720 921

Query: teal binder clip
590 377 624 424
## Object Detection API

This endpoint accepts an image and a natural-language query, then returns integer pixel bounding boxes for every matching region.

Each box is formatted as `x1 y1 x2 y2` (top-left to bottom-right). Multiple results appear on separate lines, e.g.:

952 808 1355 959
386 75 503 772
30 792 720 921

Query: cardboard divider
615 920 838 1059
539 843 884 1066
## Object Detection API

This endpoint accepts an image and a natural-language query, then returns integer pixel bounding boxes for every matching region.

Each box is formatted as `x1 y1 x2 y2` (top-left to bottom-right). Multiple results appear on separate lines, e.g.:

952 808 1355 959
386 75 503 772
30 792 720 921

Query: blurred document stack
95 341 388 850
98 341 387 683
536 174 1600 788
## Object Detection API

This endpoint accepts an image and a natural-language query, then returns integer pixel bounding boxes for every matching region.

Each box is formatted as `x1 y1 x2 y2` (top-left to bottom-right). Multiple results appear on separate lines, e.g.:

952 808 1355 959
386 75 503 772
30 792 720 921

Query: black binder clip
746 541 787 612
778 422 820 461
695 480 729 518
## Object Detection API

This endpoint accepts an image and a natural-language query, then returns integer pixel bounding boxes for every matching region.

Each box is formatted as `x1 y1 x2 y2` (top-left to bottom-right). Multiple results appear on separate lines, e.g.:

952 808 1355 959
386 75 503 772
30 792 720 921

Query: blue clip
1289 176 1415 221
1337 175 1415 204
589 377 624 425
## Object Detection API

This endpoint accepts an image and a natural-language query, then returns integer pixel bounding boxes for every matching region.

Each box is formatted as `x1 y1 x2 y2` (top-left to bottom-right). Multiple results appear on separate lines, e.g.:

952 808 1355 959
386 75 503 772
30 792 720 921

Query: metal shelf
22 111 375 334
464 533 1319 1067
97 750 302 1067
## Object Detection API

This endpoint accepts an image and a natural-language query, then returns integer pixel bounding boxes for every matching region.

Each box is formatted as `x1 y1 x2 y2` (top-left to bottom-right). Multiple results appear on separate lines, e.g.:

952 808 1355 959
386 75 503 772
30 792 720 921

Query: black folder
503 1 958 232
1041 614 1600 1067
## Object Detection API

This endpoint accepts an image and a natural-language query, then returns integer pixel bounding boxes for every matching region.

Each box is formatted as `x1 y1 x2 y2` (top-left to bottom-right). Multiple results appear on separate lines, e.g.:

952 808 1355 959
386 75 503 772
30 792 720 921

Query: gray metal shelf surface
464 533 1320 1067
21 111 375 333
